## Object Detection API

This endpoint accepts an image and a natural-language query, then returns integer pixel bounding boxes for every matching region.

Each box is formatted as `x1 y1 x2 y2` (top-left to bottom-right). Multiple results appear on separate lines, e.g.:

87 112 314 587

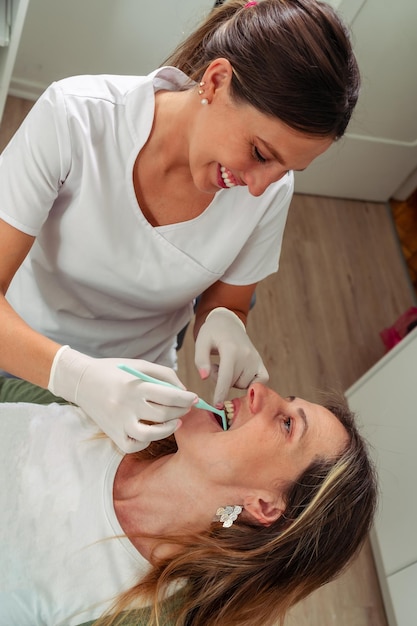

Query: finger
140 401 192 423
253 364 269 384
232 369 258 390
127 418 181 443
102 425 150 454
213 353 238 406
194 333 215 376
117 436 149 454
232 362 270 390
135 382 197 409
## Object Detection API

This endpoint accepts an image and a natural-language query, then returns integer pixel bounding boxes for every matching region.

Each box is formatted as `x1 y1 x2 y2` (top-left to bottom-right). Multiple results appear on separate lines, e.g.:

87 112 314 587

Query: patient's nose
248 382 277 413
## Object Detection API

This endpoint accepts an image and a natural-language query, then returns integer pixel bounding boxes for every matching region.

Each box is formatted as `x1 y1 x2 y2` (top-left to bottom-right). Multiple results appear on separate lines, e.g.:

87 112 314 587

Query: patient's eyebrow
297 408 308 438
287 396 308 437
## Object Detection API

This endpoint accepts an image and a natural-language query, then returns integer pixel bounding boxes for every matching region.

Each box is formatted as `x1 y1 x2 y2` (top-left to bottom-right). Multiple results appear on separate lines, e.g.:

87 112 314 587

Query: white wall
11 0 213 100
10 0 417 202
10 0 354 102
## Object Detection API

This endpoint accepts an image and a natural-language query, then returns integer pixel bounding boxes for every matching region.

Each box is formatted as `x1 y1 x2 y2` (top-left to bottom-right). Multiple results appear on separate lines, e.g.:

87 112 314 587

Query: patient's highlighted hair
98 398 377 626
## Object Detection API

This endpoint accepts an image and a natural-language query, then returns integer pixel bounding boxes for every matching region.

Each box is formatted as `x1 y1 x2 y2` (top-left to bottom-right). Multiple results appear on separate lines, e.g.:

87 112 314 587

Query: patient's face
176 383 348 491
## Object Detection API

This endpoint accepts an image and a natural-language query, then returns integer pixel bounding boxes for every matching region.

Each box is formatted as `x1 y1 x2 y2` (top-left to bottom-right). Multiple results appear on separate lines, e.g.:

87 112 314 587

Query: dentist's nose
244 166 289 197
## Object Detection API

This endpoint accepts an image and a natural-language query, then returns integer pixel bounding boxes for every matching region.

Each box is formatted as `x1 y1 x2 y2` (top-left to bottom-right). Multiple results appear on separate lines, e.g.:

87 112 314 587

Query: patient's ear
243 492 285 527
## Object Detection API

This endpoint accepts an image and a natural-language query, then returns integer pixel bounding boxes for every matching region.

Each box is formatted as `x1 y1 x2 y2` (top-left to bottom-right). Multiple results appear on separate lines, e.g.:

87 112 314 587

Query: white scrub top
0 402 150 625
0 67 293 367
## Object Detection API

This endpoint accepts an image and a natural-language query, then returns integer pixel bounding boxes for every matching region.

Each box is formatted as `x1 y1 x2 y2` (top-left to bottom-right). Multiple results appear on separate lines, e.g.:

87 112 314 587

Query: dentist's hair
164 0 360 139
97 399 377 626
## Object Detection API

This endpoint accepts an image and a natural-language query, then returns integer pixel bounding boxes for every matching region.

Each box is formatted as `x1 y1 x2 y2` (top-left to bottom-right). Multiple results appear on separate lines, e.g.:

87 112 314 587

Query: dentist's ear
201 58 234 96
243 492 285 527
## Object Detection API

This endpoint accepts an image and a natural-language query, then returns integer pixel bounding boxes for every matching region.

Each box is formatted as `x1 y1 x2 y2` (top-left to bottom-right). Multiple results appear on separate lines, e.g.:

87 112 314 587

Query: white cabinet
345 328 417 626
0 0 30 123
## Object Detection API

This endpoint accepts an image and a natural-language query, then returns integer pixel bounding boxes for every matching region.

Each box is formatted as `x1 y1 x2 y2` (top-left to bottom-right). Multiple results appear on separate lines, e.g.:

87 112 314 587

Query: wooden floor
2 96 416 626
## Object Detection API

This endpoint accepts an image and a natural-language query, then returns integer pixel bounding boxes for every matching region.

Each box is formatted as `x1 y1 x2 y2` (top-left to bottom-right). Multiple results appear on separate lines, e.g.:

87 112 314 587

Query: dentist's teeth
220 165 237 188
224 400 234 425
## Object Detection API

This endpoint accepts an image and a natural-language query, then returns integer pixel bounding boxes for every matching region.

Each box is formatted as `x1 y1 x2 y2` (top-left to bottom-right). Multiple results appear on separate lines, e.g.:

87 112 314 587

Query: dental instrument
117 364 228 430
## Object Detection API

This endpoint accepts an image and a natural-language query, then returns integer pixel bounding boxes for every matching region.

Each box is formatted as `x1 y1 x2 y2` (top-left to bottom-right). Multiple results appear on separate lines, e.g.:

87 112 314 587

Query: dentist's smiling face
187 59 333 198
176 383 348 491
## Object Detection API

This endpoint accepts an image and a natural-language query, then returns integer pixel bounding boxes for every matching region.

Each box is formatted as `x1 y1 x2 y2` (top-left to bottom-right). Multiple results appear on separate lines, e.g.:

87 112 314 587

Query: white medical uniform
0 402 149 625
0 67 293 368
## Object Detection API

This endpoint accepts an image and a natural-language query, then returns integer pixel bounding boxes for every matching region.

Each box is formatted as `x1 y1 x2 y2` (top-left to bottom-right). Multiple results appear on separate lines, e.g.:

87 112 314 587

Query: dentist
0 0 359 452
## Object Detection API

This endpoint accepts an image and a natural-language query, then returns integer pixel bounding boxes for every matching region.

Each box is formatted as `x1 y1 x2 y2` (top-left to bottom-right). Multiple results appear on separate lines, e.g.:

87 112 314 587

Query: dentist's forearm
0 294 61 387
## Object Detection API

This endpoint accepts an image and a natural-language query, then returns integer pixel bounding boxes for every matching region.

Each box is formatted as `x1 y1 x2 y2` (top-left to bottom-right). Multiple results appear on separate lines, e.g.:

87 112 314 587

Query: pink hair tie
244 1 258 7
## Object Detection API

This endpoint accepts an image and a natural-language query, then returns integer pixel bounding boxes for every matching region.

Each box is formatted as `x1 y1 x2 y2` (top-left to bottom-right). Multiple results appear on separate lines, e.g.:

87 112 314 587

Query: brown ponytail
164 0 360 138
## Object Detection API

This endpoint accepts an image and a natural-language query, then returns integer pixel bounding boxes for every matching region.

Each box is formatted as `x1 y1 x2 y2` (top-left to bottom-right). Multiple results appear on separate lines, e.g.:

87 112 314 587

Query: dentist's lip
218 164 241 188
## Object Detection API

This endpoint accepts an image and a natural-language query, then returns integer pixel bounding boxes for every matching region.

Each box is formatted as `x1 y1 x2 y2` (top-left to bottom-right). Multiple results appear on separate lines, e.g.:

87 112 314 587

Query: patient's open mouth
212 413 223 428
212 400 234 429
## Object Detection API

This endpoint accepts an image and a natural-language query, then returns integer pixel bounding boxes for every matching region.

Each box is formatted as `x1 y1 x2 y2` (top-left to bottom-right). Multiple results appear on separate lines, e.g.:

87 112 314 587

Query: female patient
0 379 377 626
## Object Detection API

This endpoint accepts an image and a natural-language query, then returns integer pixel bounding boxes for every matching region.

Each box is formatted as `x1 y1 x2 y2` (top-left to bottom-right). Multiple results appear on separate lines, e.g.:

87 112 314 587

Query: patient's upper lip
229 397 241 427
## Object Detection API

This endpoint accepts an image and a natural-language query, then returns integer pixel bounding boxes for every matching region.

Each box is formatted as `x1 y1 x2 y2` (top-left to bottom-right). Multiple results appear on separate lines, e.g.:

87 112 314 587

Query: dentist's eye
283 416 292 433
253 146 266 163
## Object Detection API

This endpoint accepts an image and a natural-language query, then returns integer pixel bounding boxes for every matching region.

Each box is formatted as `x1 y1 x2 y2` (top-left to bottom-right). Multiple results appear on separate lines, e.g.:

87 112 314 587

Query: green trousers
0 375 67 404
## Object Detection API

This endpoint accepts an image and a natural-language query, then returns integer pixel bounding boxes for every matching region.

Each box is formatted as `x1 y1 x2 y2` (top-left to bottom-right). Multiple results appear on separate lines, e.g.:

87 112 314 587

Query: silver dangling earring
214 505 243 528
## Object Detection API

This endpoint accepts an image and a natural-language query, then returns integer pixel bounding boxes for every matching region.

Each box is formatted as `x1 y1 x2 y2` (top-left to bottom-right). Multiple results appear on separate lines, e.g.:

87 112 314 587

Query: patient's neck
113 452 220 561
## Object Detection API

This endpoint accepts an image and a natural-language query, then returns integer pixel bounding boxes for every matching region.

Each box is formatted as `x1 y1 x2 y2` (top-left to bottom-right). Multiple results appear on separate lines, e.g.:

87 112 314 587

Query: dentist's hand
48 346 197 453
194 307 269 406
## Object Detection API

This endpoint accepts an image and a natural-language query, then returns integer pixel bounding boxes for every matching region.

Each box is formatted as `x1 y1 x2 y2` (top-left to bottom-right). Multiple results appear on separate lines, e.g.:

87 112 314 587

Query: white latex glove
48 346 197 453
194 307 269 406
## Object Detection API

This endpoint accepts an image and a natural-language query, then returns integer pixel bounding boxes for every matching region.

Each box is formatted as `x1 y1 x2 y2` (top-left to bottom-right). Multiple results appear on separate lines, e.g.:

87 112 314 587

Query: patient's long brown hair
97 398 377 626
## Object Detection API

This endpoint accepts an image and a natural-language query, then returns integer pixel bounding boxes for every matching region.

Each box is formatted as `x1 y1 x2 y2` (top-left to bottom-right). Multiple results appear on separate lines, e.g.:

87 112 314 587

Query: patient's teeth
224 400 234 424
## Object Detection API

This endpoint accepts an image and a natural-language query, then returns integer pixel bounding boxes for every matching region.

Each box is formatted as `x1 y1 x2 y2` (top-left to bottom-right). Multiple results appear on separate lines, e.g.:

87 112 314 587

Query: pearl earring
198 81 208 105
